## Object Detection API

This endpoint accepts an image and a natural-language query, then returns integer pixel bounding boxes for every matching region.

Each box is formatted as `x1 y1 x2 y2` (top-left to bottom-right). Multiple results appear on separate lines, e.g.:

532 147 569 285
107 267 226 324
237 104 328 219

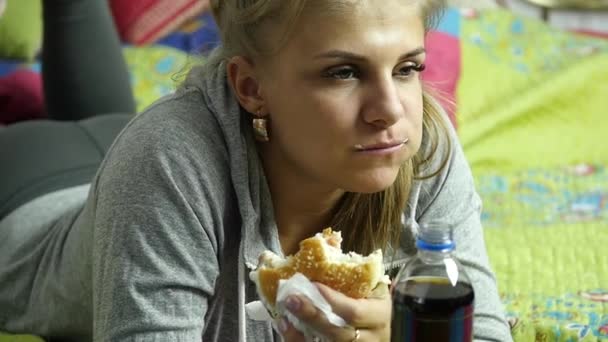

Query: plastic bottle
391 222 475 341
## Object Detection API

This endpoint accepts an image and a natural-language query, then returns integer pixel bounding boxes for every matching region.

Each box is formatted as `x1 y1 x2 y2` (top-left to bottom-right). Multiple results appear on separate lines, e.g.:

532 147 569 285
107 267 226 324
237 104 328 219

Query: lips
354 138 409 151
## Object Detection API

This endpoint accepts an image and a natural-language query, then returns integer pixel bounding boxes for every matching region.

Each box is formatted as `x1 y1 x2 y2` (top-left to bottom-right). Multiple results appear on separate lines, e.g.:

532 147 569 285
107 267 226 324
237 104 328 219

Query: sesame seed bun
249 228 388 314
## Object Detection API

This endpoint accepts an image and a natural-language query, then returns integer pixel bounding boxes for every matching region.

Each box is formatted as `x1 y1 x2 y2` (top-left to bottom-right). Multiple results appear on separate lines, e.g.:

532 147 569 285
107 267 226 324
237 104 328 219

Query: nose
361 75 404 129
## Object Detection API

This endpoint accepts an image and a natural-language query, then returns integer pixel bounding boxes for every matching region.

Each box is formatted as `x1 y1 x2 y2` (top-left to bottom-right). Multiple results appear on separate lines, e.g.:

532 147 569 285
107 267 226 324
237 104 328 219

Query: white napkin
246 273 348 341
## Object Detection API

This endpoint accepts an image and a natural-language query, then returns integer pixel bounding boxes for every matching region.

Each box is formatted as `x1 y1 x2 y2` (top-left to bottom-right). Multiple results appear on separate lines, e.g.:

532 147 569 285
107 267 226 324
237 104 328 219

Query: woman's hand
277 283 392 341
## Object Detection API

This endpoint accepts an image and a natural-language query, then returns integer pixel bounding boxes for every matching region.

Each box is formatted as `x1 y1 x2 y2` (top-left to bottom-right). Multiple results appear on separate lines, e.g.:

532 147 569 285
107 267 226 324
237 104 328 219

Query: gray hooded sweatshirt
0 58 513 341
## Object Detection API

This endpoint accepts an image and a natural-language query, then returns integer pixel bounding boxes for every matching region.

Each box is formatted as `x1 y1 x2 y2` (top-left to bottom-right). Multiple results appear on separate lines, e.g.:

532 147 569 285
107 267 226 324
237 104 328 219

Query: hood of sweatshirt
182 57 285 270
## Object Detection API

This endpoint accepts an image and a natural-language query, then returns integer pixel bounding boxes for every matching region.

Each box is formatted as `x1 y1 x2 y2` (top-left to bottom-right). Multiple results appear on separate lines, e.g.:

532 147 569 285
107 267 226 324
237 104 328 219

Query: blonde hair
210 0 452 254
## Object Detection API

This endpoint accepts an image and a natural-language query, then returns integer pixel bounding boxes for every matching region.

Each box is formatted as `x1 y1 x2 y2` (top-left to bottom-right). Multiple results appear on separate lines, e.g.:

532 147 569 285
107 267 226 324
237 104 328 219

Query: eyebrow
314 47 426 61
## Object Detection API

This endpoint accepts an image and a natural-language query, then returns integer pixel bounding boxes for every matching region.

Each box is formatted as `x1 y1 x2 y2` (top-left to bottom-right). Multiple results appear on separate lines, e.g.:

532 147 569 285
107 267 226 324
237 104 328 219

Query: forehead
281 0 424 54
308 0 422 21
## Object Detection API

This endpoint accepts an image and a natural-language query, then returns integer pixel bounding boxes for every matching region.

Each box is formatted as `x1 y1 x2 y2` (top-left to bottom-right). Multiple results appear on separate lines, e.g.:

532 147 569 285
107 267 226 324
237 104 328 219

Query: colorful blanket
458 9 608 341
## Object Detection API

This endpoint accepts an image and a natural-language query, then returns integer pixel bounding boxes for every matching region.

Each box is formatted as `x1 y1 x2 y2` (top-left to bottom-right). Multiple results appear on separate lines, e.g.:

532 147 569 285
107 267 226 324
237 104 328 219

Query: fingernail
278 317 289 333
286 296 301 312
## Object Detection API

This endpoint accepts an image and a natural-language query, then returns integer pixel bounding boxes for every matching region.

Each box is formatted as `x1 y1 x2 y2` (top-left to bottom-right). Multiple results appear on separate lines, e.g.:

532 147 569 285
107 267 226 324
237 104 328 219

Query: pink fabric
422 31 461 129
109 0 209 45
0 70 45 125
573 29 608 40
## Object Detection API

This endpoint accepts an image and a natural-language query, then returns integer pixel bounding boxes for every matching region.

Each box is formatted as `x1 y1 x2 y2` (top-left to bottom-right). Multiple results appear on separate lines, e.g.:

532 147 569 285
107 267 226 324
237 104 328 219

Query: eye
395 62 426 78
324 66 360 80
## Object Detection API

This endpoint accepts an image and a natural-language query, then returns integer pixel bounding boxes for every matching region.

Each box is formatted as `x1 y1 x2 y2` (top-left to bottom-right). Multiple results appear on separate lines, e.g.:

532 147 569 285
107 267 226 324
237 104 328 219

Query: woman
0 0 513 341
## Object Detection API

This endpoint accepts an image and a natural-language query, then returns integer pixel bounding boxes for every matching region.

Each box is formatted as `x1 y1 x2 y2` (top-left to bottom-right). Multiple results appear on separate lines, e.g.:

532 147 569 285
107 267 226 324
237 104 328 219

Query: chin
343 168 400 194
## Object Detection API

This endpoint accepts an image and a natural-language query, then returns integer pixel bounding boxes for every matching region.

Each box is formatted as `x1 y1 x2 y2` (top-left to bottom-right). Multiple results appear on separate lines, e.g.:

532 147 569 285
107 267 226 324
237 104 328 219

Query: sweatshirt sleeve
416 120 513 342
90 108 228 341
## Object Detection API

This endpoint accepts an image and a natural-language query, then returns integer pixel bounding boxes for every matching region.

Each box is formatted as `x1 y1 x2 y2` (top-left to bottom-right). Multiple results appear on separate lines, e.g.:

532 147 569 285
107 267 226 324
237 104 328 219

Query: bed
0 5 606 342
458 8 608 341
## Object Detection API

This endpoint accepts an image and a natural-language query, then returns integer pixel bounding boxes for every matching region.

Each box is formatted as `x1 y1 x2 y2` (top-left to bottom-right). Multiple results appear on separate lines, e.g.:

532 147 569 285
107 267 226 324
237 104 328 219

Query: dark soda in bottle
391 222 474 341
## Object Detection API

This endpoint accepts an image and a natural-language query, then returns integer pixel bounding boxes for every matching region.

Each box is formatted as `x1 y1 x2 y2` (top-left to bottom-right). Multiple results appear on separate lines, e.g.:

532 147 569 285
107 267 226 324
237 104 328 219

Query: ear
226 56 265 114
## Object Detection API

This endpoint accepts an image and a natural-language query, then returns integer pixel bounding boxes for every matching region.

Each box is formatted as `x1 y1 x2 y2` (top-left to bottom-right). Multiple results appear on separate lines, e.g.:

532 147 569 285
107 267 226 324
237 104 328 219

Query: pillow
423 31 460 129
157 11 221 54
109 0 209 45
123 45 193 112
0 0 42 60
422 7 463 129
0 69 45 125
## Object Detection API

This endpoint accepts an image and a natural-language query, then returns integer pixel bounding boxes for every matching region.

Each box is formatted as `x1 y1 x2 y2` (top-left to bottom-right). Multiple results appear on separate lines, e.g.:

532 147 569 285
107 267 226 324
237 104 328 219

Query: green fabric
511 320 603 342
486 224 607 295
0 332 43 342
486 224 608 341
123 45 199 112
477 165 608 340
0 0 42 60
458 9 608 341
458 10 608 173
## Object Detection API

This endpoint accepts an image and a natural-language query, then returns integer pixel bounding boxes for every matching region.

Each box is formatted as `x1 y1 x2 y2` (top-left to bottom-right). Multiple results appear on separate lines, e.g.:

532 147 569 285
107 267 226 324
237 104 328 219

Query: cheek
405 88 424 123
413 96 424 124
405 92 425 152
266 89 342 160
270 86 352 140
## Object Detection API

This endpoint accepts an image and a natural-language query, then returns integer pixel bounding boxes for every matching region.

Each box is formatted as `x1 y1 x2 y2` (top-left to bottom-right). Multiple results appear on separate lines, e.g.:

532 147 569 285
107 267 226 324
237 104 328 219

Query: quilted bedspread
458 9 608 341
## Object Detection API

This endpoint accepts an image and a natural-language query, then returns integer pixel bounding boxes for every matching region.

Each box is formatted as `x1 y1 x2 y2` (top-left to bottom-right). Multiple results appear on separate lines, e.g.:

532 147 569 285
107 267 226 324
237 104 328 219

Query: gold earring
252 109 269 142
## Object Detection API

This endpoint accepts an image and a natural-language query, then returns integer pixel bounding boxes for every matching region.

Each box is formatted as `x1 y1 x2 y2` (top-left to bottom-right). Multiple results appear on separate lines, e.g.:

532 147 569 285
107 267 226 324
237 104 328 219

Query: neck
259 147 345 255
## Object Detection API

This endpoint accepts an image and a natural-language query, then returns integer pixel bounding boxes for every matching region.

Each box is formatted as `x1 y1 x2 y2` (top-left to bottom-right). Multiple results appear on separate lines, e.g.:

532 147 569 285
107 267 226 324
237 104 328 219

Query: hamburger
249 228 390 317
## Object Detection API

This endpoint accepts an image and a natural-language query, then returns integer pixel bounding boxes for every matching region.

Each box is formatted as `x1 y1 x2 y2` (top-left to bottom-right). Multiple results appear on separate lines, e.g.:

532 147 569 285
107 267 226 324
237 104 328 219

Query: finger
368 282 390 299
276 317 306 342
355 327 390 342
315 283 392 329
285 295 355 341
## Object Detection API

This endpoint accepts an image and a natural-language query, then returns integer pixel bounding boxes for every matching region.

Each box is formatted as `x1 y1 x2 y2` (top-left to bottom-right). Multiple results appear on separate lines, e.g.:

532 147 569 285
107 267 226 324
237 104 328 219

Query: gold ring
351 328 361 342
